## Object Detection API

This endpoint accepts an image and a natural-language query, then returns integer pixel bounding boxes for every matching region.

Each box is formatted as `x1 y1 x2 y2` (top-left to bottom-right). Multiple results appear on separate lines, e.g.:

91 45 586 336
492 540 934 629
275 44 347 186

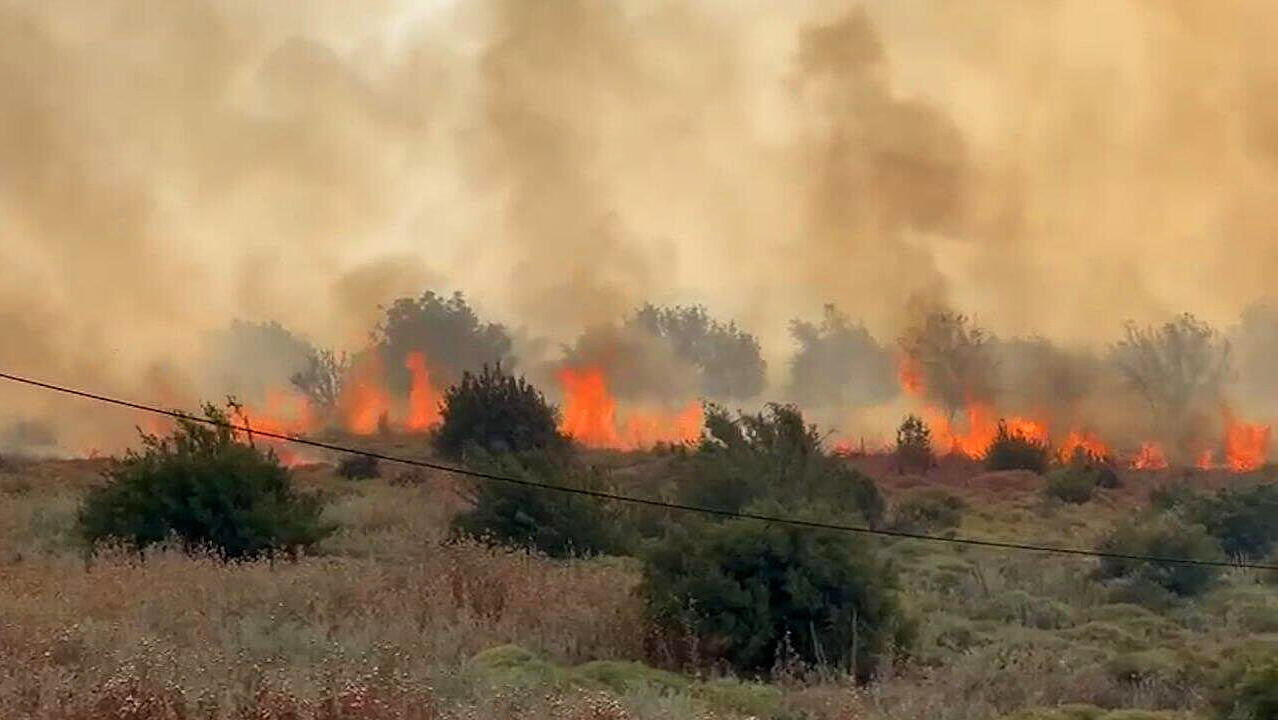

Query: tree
290 348 348 413
642 506 911 678
436 364 566 460
788 304 896 409
898 309 995 421
627 303 766 399
78 402 332 559
451 448 620 558
375 291 514 395
1110 313 1231 438
676 403 884 528
895 414 933 473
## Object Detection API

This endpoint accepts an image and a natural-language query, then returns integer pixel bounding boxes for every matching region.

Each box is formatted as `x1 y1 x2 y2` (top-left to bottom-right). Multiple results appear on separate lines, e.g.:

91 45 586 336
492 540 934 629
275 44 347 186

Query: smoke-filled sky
4 0 1278 450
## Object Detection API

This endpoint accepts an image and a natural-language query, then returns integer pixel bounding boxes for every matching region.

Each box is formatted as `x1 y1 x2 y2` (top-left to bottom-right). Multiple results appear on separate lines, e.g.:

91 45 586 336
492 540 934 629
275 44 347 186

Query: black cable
1 369 1273 571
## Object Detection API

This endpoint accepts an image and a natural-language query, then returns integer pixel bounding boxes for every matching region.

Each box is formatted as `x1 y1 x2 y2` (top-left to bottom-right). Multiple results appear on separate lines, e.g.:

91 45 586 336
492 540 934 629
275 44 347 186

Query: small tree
985 420 1050 474
895 414 933 473
376 291 514 394
290 348 348 413
450 448 621 558
642 507 912 678
1110 313 1231 437
78 403 332 559
787 304 896 410
898 309 995 421
436 364 566 460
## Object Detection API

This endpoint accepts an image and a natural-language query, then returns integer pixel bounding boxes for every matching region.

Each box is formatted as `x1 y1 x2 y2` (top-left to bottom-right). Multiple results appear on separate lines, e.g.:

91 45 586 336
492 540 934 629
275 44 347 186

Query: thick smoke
5 1 1278 453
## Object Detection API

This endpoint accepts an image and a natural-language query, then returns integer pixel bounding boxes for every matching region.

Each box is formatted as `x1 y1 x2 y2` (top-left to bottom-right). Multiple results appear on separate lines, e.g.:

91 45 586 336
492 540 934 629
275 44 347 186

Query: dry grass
0 454 1272 719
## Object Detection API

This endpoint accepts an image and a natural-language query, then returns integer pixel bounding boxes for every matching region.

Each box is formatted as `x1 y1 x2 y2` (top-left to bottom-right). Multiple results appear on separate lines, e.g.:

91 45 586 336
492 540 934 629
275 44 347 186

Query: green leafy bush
336 454 380 480
628 303 766 400
674 403 884 527
895 414 934 474
642 506 912 678
1095 517 1225 598
78 403 332 559
890 488 963 534
450 448 620 558
985 420 1050 473
1185 483 1278 560
436 364 566 460
1211 650 1278 720
1045 468 1097 504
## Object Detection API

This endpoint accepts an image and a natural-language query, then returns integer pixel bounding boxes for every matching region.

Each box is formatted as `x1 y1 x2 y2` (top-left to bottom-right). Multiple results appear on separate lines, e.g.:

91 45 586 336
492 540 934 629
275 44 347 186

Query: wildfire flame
1059 430 1109 462
340 355 392 435
1225 410 1270 472
1131 441 1168 470
558 366 702 450
404 351 442 431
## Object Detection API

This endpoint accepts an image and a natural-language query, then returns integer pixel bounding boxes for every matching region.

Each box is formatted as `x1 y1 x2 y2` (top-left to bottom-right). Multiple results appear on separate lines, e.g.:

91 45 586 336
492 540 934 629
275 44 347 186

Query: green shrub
336 454 380 480
78 403 332 559
891 488 964 534
435 364 566 460
450 448 620 558
972 590 1076 630
1095 517 1225 597
1211 651 1278 720
641 505 911 678
1045 468 1097 504
675 403 884 527
895 414 934 474
1104 650 1187 686
1184 483 1278 560
985 420 1050 473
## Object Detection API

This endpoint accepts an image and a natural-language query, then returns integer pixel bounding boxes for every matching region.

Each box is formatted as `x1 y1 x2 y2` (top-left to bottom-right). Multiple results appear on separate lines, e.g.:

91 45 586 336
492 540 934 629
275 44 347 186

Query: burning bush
627 303 766 400
375 290 514 394
985 420 1051 474
895 414 934 473
290 347 349 413
674 403 884 527
78 402 332 559
898 308 996 421
450 448 621 558
1095 517 1224 598
436 364 566 460
641 506 912 678
787 304 896 410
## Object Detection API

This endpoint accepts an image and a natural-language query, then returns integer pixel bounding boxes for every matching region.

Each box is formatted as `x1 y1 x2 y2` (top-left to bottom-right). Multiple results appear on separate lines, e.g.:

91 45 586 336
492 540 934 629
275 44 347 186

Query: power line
1 369 1274 571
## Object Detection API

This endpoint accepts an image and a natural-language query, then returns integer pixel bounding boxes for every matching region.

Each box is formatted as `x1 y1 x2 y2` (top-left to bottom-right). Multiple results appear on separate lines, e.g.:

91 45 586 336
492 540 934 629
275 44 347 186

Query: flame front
557 366 702 450
404 352 442 431
1225 410 1271 472
1131 442 1168 470
1059 430 1109 461
340 355 392 435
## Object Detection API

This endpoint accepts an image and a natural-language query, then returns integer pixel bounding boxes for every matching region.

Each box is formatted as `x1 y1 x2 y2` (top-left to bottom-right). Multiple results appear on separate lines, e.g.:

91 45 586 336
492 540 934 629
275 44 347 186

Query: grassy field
0 444 1274 719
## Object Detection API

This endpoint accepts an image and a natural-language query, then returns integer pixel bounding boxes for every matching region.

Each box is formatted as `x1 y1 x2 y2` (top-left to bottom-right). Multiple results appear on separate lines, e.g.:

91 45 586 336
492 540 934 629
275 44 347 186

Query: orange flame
1059 430 1109 462
1225 411 1270 473
1131 442 1168 470
557 366 702 450
1196 449 1215 470
340 355 392 435
404 352 442 431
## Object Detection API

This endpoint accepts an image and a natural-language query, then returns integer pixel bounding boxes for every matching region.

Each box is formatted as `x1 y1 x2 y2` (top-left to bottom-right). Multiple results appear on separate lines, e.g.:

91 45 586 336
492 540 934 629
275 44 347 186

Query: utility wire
1 369 1274 571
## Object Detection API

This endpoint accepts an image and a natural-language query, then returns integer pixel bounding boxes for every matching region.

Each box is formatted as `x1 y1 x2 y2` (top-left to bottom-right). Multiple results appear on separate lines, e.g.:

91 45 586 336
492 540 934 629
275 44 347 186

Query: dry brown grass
0 453 1270 719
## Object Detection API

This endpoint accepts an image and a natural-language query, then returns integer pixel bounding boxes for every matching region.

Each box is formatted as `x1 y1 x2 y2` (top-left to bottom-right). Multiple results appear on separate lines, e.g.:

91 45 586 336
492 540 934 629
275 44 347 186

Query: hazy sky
3 0 1276 448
